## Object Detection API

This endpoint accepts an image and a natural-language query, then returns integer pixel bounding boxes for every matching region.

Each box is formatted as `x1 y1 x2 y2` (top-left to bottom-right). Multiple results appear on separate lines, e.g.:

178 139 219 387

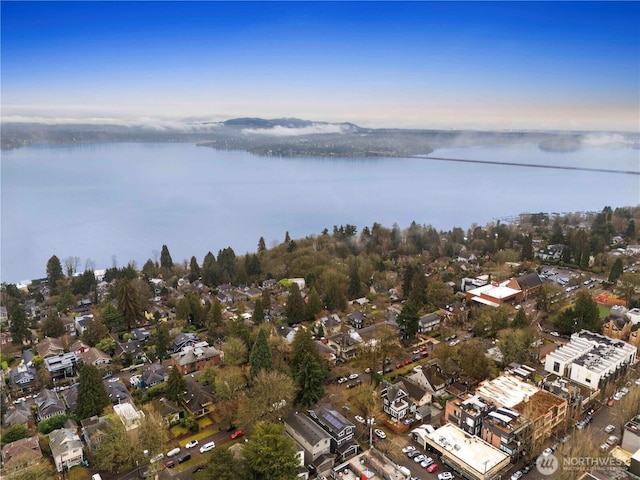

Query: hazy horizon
2 2 639 132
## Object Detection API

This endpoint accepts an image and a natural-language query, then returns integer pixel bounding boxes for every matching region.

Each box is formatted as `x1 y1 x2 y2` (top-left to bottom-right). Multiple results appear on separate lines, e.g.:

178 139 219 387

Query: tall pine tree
160 245 173 269
76 364 110 419
249 329 273 382
290 329 328 407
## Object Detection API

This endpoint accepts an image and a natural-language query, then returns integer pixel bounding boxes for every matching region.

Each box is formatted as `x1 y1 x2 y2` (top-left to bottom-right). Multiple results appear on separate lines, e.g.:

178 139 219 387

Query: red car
231 430 244 439
427 463 439 473
165 460 175 469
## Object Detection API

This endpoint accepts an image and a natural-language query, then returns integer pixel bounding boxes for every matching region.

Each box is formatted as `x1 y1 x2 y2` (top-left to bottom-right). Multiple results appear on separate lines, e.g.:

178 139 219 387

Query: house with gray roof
9 362 37 393
35 388 66 420
81 416 109 449
171 343 221 375
79 347 111 366
44 352 79 379
168 332 199 354
183 377 214 418
105 381 132 405
418 313 441 333
346 311 366 329
308 403 358 460
284 411 334 474
49 427 84 472
139 363 168 387
3 402 34 428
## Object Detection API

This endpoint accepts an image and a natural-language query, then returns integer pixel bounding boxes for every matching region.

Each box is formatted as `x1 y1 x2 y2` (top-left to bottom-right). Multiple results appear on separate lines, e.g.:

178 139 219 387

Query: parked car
407 450 420 459
413 454 426 463
607 435 619 445
427 463 439 473
165 460 175 469
438 473 454 480
199 442 215 453
166 447 181 458
605 424 615 433
348 373 359 380
177 454 191 464
600 443 611 451
231 430 244 439
510 471 523 480
355 415 365 424
185 440 198 449
402 445 416 453
542 448 553 456
374 429 386 439
421 457 434 468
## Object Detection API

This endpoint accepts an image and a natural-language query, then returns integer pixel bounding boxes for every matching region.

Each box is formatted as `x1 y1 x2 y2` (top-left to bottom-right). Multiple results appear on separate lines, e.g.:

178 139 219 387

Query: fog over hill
2 117 638 157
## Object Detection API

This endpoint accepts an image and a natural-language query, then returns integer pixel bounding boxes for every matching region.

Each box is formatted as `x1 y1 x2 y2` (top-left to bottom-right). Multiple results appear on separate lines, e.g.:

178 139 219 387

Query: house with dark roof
307 403 358 460
381 381 411 421
151 398 182 426
284 411 334 475
9 362 37 393
44 352 79 379
515 272 543 299
139 363 168 387
81 416 109 449
418 313 441 333
318 314 341 336
346 311 366 329
1 436 43 473
408 360 454 398
183 377 214 418
131 327 151 342
443 302 470 325
60 385 79 413
115 339 145 358
168 332 199 354
327 332 360 360
49 427 84 472
105 381 132 405
35 388 66 420
277 324 298 344
74 314 94 336
69 339 89 354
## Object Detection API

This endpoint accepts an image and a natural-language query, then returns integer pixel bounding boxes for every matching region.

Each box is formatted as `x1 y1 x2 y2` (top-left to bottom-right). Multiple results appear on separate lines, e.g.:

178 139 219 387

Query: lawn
68 466 90 480
598 304 610 319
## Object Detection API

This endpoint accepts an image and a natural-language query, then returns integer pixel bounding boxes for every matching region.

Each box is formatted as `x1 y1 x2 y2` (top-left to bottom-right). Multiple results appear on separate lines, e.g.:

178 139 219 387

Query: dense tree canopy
290 328 328 406
249 328 273 381
242 422 300 480
76 364 110 419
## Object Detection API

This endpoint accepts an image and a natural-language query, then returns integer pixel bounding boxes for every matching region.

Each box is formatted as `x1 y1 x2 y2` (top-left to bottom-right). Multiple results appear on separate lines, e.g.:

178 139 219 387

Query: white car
600 443 611 451
413 454 426 463
421 457 434 468
185 440 199 449
348 373 359 380
374 429 386 439
354 415 365 424
542 448 553 456
510 472 523 480
199 442 215 453
438 473 454 480
402 445 416 453
605 424 615 433
613 392 623 401
635 378 640 386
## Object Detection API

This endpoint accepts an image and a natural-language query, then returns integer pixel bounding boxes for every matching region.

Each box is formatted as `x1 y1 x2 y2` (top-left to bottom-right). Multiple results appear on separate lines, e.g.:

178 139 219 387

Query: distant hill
2 116 634 157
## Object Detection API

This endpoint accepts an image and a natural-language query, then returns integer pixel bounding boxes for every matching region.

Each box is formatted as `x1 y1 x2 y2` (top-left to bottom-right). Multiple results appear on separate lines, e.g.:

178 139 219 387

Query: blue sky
2 1 639 131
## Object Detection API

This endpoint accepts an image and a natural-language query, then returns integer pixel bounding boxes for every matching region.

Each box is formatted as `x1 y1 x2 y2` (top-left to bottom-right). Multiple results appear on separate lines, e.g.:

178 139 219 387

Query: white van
92 475 103 480
166 447 181 457
398 465 411 477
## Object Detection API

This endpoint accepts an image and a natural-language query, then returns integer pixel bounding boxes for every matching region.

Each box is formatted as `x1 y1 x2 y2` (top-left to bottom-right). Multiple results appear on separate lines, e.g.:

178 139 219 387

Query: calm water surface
2 142 638 282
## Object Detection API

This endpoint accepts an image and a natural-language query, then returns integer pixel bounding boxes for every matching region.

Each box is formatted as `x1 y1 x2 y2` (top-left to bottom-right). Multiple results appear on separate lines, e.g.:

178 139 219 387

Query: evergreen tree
290 329 328 407
101 302 126 332
115 278 141 330
284 231 291 243
323 279 347 311
609 258 624 283
205 446 240 480
188 256 200 283
285 282 305 325
9 303 30 345
160 244 173 269
217 247 237 284
249 329 273 381
242 422 300 480
201 252 219 286
261 288 271 313
166 366 187 402
348 259 362 299
512 308 528 329
305 287 323 321
626 219 636 240
258 236 267 253
154 322 170 360
252 300 265 325
397 301 420 340
521 234 533 261
46 255 64 291
550 217 565 244
76 364 110 419
207 299 225 341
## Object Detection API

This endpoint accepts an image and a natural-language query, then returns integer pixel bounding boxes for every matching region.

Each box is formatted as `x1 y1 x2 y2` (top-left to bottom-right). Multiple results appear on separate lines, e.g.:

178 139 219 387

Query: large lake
2 142 639 283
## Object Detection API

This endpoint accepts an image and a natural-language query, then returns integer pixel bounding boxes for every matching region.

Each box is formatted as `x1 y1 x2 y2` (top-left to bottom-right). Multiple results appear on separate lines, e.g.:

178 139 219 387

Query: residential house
44 352 79 379
79 347 111 366
81 416 109 449
307 403 358 460
418 313 441 333
35 388 66 420
327 332 360 360
535 244 565 262
170 342 221 375
152 398 182 426
69 340 89 354
9 362 37 393
346 311 366 330
74 314 94 337
105 381 131 405
113 402 145 431
0 305 7 324
465 278 523 307
36 336 65 358
131 327 151 342
318 314 341 336
60 315 77 337
3 402 34 428
398 377 432 412
168 333 199 354
115 339 145 359
408 360 453 398
49 427 84 472
0 331 12 348
284 411 334 475
315 340 336 364
183 377 214 418
380 381 411 421
1 436 43 473
443 302 471 325
139 363 168 387
445 394 493 437
277 325 298 344
60 385 79 413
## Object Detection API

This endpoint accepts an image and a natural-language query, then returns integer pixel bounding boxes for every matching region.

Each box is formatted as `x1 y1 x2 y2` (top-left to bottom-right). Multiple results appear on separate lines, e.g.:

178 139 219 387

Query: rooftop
476 374 540 409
